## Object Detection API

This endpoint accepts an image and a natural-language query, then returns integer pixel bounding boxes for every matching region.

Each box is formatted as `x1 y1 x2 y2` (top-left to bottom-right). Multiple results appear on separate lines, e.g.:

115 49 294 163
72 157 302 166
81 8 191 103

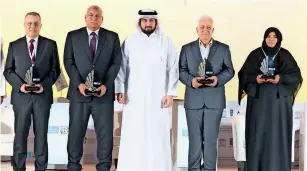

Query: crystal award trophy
260 56 276 80
197 59 214 84
85 69 101 96
260 47 277 80
24 64 40 91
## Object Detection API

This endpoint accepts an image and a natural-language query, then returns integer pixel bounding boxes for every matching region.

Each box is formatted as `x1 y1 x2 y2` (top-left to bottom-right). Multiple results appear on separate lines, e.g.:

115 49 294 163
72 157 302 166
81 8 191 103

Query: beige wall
0 0 306 101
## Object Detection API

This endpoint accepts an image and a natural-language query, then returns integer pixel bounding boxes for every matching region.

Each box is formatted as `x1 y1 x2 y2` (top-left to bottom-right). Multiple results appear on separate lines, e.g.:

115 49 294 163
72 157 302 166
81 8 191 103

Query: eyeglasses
25 22 41 27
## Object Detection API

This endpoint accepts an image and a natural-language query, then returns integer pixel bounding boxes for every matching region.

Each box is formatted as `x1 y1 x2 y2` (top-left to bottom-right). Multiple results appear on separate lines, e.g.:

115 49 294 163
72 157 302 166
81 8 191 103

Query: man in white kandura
115 8 179 171
0 37 6 102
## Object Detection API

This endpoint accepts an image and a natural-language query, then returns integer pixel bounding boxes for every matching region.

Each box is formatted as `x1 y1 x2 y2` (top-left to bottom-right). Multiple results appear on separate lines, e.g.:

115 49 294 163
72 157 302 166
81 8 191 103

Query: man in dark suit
3 12 60 171
64 5 122 171
179 15 235 171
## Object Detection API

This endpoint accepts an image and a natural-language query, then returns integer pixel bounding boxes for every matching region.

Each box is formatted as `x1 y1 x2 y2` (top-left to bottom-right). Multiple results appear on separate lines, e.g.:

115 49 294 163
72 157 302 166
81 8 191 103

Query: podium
46 103 70 170
171 99 187 171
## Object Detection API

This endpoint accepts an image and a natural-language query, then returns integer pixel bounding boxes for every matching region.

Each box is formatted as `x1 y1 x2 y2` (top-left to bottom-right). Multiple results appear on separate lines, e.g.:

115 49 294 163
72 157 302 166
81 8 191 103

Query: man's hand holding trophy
22 63 43 93
79 69 106 97
193 58 217 88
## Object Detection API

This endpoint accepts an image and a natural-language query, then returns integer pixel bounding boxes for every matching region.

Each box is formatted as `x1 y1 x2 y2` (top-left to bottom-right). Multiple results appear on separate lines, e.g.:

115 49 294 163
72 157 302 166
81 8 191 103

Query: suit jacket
64 27 122 103
179 39 235 109
3 36 60 105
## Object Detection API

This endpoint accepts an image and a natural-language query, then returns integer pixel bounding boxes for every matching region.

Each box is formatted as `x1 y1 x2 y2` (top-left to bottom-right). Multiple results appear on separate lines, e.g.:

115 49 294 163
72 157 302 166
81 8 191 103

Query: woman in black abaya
238 27 303 171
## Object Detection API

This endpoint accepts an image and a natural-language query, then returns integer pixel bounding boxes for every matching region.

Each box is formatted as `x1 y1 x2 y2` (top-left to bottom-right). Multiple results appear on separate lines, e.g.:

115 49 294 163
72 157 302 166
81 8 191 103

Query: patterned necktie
90 32 97 58
29 39 35 64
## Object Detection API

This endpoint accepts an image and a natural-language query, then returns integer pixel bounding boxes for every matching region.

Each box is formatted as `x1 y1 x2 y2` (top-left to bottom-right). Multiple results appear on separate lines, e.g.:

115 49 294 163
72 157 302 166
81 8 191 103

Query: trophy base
261 75 275 80
198 78 214 84
25 85 40 91
85 89 101 96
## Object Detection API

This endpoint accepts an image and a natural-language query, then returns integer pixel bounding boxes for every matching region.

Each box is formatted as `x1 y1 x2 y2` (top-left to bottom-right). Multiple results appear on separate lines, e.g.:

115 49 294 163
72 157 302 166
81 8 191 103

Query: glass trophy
24 64 41 91
85 69 101 96
197 59 214 84
260 56 276 80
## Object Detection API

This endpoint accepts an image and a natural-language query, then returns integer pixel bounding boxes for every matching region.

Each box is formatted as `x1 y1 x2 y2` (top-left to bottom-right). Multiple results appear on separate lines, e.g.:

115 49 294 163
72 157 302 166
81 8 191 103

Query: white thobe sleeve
115 40 128 94
0 65 6 96
0 39 5 97
166 38 179 96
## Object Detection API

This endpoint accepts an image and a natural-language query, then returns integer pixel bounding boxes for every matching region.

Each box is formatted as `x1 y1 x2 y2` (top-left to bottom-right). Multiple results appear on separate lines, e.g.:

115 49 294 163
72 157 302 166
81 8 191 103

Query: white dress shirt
199 39 213 60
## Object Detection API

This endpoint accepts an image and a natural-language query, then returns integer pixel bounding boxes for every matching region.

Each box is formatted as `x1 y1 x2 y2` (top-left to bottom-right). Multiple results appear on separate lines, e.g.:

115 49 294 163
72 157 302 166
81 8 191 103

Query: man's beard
141 26 156 36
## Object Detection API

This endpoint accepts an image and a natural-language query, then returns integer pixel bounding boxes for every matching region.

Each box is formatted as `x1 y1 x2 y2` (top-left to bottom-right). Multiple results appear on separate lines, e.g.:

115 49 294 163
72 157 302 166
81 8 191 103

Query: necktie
90 32 97 58
29 39 35 64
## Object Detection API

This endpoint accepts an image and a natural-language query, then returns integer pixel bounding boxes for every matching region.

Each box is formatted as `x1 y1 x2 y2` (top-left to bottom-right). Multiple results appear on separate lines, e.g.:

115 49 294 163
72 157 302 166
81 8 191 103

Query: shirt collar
87 27 100 37
199 39 213 48
26 35 39 44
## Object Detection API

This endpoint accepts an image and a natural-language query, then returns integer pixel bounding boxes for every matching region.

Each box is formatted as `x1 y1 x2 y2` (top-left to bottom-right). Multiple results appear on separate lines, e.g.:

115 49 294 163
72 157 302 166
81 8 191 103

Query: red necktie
29 39 35 64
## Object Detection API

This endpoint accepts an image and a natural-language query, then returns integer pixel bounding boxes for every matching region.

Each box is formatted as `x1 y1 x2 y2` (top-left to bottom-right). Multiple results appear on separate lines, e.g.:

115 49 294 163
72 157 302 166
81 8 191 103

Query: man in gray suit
64 5 122 171
179 15 235 171
3 12 60 171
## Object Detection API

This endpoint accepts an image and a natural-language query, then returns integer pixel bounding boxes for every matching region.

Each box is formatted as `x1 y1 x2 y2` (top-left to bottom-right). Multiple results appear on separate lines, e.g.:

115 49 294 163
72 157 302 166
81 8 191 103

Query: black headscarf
261 27 283 56
238 27 303 105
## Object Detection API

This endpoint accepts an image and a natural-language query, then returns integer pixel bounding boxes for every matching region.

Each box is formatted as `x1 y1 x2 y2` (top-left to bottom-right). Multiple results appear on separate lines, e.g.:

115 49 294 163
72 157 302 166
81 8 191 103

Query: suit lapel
80 28 92 61
21 37 31 64
207 39 218 62
192 39 203 65
93 28 107 64
36 36 45 63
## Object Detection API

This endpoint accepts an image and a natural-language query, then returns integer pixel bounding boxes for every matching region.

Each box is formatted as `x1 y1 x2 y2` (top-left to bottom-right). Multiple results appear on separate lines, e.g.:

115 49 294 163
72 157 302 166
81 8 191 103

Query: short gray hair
197 15 214 27
25 12 41 20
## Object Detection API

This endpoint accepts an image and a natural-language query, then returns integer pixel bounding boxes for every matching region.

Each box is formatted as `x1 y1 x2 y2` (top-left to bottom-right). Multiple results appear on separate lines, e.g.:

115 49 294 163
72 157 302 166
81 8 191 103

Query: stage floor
0 162 300 171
